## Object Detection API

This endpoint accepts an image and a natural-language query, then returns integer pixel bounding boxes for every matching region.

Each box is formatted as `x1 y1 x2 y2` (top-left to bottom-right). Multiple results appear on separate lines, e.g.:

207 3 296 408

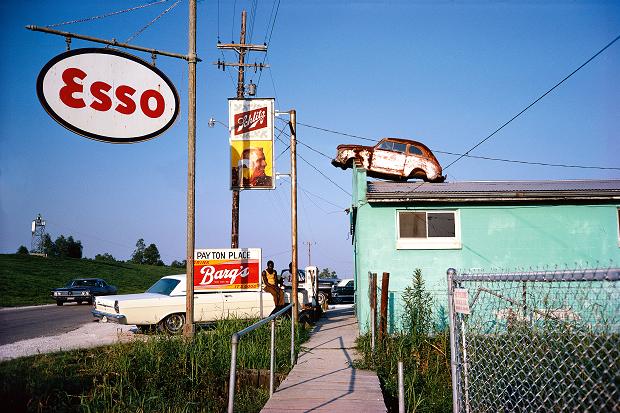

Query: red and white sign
454 288 470 314
234 106 268 136
193 248 261 291
37 48 179 143
228 98 274 141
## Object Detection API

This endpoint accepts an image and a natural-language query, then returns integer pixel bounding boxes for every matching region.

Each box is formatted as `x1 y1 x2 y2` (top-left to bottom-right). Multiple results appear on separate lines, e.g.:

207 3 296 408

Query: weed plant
0 317 309 412
355 269 452 413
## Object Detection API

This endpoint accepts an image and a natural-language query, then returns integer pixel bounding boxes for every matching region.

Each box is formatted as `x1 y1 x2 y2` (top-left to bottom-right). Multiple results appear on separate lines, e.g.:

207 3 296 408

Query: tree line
17 236 185 267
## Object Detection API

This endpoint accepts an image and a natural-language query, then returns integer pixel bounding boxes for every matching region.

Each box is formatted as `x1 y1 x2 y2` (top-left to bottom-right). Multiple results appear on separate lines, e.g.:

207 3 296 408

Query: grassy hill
0 254 184 307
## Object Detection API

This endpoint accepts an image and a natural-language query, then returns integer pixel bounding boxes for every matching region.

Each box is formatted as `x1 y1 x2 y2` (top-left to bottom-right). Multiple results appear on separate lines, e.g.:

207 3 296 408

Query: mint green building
350 165 620 332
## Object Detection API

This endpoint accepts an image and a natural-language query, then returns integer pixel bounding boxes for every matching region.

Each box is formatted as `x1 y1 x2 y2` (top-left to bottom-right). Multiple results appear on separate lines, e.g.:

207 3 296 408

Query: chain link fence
447 268 620 413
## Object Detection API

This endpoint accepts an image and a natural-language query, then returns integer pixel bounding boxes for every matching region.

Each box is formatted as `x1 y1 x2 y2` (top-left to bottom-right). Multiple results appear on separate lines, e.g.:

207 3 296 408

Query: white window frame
396 209 462 250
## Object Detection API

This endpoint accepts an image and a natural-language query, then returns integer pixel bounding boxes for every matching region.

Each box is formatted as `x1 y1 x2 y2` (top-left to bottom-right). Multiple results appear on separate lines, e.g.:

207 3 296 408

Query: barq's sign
37 48 179 143
193 248 261 291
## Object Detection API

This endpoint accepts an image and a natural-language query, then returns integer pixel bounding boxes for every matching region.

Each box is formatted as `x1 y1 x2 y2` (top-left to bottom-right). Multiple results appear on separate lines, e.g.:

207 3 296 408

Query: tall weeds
355 269 452 413
0 317 308 413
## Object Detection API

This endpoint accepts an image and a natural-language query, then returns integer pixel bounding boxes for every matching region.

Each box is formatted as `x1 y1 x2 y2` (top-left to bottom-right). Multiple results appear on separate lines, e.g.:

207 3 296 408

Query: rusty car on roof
331 137 445 182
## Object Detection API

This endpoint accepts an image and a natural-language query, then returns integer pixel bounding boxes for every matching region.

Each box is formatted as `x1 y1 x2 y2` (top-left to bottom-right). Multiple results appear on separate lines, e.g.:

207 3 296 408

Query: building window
397 210 461 249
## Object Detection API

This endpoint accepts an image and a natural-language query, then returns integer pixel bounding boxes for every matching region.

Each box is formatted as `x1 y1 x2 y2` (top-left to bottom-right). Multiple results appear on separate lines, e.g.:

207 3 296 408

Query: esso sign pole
37 48 180 143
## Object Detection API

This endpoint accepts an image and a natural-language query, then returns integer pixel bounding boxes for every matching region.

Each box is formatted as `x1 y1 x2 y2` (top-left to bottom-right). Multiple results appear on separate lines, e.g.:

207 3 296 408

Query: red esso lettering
58 67 165 118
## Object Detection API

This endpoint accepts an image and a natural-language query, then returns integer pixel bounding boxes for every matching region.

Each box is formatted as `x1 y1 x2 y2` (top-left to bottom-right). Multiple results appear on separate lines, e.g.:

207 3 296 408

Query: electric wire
256 0 280 88
436 151 620 171
275 131 351 197
278 175 347 210
443 33 620 172
45 0 170 27
231 0 237 42
248 0 259 44
292 120 619 171
125 0 181 43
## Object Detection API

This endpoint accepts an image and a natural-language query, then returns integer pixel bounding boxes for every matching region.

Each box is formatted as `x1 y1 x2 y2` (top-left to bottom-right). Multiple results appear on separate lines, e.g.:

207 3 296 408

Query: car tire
159 313 185 335
56 301 63 306
317 291 329 306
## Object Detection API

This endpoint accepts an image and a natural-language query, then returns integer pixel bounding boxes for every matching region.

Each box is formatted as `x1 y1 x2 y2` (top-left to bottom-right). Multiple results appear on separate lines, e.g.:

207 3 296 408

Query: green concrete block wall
352 168 620 332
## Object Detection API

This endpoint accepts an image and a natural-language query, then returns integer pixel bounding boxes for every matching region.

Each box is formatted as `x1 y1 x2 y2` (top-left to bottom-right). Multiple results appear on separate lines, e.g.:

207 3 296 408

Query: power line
292 120 619 171
46 0 170 27
274 131 351 196
443 33 620 171
436 150 620 171
125 0 181 43
256 0 280 88
296 121 376 142
278 175 347 210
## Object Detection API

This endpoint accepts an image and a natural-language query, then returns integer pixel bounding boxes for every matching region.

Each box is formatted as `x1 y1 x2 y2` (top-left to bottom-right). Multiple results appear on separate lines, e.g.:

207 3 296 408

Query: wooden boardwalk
261 306 386 413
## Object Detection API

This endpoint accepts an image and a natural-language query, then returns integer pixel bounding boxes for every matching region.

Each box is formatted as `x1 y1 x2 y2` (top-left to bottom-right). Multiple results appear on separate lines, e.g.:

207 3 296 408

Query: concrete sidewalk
261 306 386 413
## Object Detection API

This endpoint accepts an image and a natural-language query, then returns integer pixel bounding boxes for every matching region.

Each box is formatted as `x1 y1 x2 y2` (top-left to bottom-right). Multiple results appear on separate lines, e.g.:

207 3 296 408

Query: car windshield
146 278 180 295
69 279 97 287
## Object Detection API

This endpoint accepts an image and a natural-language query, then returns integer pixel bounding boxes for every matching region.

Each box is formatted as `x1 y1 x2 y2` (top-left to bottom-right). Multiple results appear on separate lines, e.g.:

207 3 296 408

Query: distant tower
31 214 46 254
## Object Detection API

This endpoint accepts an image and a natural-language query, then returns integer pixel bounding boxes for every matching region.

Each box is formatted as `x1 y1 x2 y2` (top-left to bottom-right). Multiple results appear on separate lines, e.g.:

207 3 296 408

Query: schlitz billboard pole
216 11 268 248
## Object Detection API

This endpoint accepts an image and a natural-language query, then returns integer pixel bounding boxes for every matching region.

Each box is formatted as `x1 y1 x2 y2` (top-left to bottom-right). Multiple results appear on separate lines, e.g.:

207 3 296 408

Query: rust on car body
331 137 445 182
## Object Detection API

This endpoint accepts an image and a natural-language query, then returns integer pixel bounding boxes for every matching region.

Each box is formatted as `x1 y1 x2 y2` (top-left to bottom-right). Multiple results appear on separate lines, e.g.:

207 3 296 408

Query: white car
92 274 306 334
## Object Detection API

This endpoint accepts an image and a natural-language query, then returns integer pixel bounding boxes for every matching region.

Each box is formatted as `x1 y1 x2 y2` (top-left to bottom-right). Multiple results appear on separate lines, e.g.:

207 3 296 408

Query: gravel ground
0 321 138 361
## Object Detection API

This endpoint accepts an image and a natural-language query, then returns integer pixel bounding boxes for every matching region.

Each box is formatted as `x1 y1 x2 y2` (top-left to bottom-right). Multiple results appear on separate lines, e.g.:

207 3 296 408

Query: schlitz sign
234 106 268 136
37 48 180 143
228 98 274 141
193 248 261 291
228 98 275 190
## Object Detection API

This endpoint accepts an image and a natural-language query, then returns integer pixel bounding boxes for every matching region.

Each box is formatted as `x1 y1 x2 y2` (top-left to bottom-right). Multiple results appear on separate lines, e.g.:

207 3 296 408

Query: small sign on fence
454 288 470 314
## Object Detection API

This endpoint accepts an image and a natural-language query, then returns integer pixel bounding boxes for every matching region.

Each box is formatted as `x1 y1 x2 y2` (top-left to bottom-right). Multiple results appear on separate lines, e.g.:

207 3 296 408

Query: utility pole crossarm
213 61 269 69
217 43 267 52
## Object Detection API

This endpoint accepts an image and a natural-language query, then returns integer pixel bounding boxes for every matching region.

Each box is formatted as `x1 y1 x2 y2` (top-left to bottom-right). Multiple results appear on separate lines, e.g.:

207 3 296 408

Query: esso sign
37 48 179 143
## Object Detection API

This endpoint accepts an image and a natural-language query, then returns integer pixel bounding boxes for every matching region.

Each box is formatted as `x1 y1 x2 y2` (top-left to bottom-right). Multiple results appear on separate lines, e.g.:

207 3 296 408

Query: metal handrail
227 303 294 413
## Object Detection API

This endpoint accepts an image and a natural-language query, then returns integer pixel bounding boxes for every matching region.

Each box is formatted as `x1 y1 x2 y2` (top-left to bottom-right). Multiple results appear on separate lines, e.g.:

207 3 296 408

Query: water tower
31 213 46 254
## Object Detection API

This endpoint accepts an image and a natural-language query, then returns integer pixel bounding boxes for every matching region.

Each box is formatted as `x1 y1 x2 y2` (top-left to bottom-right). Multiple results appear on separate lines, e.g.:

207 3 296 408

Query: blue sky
1 1 618 276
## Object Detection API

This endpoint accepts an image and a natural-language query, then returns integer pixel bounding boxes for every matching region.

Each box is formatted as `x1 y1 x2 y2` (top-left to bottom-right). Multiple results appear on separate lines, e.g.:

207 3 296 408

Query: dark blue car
51 278 117 306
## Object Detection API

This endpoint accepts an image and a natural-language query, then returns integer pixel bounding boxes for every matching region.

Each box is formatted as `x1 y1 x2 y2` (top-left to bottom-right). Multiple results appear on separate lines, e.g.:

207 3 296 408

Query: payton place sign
37 48 180 143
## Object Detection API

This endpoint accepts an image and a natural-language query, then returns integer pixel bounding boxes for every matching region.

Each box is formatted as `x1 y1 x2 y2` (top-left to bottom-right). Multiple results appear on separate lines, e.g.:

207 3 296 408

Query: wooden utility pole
289 110 299 324
183 0 197 338
216 10 267 248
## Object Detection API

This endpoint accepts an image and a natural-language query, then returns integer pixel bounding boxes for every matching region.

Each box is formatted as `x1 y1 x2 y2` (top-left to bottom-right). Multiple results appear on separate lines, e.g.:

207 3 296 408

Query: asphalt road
0 303 95 345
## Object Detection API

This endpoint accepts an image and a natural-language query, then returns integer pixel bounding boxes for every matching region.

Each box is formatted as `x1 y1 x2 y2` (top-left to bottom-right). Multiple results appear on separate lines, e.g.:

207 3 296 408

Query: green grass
0 316 309 413
0 254 183 307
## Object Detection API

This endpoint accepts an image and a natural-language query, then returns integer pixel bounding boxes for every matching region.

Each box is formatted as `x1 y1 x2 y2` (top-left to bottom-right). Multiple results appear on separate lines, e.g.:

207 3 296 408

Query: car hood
52 286 90 292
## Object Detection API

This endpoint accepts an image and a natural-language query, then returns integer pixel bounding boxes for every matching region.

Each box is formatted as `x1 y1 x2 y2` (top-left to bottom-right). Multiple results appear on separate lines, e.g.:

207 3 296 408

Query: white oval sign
37 48 180 143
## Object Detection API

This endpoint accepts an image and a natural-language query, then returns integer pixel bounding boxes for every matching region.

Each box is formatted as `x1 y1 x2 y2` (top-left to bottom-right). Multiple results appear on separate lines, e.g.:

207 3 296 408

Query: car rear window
146 278 181 295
